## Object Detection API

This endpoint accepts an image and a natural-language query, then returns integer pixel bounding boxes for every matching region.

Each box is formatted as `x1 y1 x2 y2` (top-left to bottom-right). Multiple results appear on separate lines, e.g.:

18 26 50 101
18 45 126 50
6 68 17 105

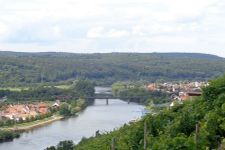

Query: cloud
87 27 104 38
107 29 130 38
0 0 224 57
87 27 130 38
0 22 9 36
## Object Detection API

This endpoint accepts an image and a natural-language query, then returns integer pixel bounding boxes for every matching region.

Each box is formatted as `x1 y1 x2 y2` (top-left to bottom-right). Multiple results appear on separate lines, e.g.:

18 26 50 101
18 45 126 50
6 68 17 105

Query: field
0 115 64 131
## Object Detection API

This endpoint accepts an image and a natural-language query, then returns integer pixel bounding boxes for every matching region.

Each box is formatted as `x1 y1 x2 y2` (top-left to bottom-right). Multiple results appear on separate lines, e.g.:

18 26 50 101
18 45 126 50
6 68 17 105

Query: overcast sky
0 0 224 57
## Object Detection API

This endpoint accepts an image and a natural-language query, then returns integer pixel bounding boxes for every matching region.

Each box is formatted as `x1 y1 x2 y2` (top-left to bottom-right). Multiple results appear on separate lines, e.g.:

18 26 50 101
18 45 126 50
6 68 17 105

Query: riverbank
0 99 88 140
0 99 144 150
0 115 64 132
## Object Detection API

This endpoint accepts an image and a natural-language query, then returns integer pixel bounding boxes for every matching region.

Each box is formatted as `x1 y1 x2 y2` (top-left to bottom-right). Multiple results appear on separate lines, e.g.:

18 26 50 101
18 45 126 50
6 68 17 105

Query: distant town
147 81 208 106
0 81 209 122
0 101 60 121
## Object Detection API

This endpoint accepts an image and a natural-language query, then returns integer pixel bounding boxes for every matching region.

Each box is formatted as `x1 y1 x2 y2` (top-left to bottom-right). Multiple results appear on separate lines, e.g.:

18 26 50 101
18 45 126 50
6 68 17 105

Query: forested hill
74 75 225 150
48 74 225 150
0 51 225 87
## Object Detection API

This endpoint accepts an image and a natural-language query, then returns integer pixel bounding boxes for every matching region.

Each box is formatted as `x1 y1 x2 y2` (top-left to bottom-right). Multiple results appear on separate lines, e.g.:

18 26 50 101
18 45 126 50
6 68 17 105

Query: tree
59 103 71 116
72 79 95 97
57 140 74 150
45 146 56 150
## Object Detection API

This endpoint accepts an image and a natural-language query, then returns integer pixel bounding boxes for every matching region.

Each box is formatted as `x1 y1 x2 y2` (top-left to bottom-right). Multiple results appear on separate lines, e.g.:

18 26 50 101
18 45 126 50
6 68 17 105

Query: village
0 100 60 121
0 81 208 122
147 81 208 104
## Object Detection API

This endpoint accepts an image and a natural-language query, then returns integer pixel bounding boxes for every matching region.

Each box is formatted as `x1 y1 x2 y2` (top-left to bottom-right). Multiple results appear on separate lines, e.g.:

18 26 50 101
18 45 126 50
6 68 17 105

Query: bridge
9 94 149 105
85 94 148 105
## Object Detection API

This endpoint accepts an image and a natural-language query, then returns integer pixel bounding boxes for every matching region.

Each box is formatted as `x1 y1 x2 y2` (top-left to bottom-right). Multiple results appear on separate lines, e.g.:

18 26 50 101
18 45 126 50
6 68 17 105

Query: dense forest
112 81 169 104
0 79 95 102
0 51 225 87
46 74 225 150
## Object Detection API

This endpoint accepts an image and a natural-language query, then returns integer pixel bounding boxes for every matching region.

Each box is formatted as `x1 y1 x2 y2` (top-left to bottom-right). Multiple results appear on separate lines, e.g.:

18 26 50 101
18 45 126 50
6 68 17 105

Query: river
0 87 144 150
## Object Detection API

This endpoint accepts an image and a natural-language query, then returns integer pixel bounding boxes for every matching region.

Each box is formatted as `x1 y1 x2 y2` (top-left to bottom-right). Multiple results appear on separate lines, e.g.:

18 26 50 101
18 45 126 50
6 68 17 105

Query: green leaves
45 140 74 150
72 79 95 98
1 52 225 87
112 81 169 104
0 130 20 142
72 75 225 150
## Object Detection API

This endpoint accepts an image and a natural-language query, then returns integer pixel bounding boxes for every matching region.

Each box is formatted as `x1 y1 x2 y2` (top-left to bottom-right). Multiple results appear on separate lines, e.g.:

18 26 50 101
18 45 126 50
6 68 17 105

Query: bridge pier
128 99 130 104
106 98 109 105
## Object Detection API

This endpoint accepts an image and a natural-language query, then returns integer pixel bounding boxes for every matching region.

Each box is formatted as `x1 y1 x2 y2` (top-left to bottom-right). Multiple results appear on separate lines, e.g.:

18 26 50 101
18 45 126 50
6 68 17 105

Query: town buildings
0 101 60 121
147 81 208 102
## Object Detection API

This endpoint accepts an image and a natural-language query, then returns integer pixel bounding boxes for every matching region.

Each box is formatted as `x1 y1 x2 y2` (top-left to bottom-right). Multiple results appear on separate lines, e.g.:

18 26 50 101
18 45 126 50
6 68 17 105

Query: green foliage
45 140 74 150
0 130 20 142
0 52 225 87
0 79 95 102
203 74 225 103
70 98 86 114
0 86 66 101
112 81 169 104
59 103 72 116
59 98 86 117
0 79 94 142
72 75 225 150
0 111 54 127
72 79 95 97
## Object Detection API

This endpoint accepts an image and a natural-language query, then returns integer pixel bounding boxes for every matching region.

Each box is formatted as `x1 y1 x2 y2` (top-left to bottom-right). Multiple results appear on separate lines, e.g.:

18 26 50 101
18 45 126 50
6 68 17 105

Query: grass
0 115 64 131
54 84 72 89
43 84 72 89
0 87 29 92
0 84 72 92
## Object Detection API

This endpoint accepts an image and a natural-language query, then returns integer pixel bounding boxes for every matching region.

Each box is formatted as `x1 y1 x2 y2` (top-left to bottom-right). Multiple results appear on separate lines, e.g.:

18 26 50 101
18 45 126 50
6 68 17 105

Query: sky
0 0 225 57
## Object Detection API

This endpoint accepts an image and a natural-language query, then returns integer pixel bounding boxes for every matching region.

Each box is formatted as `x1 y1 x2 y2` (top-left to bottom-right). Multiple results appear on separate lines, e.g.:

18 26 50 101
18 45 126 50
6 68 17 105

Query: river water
0 87 144 150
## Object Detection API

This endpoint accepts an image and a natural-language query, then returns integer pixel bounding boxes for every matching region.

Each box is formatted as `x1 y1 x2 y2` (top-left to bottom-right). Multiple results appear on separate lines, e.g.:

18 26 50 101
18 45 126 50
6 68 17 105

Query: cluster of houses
147 81 208 103
0 101 60 121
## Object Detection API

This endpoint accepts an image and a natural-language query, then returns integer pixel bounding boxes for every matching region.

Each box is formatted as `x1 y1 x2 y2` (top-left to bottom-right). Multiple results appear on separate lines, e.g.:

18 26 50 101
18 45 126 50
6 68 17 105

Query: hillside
0 52 225 87
70 75 225 150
